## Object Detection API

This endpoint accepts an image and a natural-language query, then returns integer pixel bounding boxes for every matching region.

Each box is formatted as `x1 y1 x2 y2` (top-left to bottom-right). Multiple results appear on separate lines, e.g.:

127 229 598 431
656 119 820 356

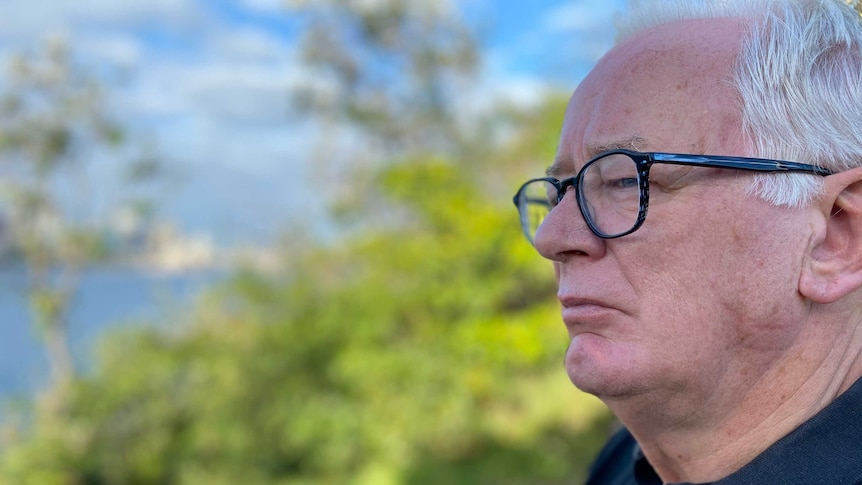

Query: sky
0 0 626 248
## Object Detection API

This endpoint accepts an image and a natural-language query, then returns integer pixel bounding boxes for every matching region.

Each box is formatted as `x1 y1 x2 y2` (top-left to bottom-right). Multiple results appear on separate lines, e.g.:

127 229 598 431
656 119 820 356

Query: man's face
536 19 817 406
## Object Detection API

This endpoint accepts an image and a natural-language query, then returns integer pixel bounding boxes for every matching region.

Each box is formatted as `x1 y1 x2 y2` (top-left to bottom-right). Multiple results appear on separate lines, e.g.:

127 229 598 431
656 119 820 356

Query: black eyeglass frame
513 149 834 241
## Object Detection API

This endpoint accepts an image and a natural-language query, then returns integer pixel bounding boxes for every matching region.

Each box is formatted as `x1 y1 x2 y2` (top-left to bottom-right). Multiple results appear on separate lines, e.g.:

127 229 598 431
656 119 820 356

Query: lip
558 295 620 336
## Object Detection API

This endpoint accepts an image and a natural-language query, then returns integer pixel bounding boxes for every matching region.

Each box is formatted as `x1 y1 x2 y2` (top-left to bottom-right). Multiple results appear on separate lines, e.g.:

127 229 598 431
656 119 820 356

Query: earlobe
799 167 862 304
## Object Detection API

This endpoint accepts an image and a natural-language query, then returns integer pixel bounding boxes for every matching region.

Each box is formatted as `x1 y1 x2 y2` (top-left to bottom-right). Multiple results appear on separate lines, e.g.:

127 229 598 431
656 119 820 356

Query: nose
533 188 606 262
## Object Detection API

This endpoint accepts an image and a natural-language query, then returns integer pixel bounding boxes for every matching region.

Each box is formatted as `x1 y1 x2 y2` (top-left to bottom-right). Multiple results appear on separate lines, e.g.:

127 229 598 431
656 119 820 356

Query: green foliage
0 94 612 484
0 1 612 482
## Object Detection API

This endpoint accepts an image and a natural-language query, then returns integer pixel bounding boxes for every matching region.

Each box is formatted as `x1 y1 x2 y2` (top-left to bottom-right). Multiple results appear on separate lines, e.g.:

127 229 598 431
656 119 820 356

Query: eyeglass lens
517 153 641 241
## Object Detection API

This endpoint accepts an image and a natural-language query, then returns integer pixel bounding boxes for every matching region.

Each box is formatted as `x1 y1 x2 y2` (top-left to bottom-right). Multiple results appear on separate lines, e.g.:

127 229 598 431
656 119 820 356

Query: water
0 264 221 397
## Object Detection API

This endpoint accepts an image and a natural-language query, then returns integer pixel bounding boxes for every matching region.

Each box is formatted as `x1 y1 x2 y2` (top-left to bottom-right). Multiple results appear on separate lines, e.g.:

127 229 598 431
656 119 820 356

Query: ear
799 167 862 304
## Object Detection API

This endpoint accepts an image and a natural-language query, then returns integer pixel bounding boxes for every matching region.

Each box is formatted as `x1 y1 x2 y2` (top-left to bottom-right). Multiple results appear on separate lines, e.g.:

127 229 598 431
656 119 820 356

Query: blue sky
0 0 626 247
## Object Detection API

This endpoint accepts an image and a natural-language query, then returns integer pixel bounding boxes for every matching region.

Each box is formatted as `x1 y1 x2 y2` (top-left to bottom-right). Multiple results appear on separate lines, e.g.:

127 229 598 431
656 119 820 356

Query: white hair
615 0 862 206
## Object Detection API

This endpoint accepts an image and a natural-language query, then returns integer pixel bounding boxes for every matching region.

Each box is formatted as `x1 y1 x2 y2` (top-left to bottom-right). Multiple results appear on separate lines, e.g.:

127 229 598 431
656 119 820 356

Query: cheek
622 200 806 351
716 233 807 350
714 223 807 347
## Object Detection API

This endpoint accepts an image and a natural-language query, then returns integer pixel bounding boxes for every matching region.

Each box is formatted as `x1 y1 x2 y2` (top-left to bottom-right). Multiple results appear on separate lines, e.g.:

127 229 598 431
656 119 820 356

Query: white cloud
76 34 145 66
0 0 318 245
212 27 291 61
240 0 284 13
543 0 627 62
70 0 192 22
0 0 621 246
543 0 620 33
0 0 196 41
467 64 558 113
113 24 306 133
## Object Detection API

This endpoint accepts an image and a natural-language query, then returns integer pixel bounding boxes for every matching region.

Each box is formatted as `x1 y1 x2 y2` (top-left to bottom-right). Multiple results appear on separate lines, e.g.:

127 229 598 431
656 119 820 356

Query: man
512 0 862 483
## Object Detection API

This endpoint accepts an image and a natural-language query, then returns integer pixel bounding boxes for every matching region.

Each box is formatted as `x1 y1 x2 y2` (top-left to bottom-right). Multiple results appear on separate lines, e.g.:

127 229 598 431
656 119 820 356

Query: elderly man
513 0 862 483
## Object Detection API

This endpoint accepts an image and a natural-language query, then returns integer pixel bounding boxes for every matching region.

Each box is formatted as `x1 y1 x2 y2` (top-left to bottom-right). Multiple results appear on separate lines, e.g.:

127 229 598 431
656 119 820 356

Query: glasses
513 150 833 243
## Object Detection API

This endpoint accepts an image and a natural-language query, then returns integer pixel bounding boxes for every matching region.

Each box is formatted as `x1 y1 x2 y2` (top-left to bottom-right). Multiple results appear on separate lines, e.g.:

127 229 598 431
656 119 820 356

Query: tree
288 0 478 155
0 39 157 402
0 94 613 485
286 0 491 240
0 3 613 484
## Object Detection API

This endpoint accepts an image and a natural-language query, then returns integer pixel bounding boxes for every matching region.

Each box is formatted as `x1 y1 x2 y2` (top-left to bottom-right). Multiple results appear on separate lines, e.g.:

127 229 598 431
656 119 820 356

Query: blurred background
0 0 626 483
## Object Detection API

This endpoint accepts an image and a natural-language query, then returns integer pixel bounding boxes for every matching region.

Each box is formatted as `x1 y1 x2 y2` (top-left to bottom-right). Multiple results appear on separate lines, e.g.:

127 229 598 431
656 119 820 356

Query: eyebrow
545 136 651 178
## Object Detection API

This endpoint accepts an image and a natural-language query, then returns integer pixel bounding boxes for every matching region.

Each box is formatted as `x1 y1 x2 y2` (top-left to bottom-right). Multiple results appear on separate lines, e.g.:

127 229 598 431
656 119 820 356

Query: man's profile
513 0 862 483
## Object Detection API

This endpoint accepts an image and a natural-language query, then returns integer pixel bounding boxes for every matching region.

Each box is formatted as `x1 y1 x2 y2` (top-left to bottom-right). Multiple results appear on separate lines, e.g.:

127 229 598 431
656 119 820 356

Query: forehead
553 18 748 175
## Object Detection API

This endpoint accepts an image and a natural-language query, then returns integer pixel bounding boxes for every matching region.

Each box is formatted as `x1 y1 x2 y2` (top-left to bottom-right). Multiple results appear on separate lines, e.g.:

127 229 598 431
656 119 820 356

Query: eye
607 177 638 190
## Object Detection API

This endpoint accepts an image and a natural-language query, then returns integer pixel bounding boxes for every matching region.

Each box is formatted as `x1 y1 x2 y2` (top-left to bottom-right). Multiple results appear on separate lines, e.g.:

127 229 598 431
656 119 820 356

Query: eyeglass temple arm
650 153 833 176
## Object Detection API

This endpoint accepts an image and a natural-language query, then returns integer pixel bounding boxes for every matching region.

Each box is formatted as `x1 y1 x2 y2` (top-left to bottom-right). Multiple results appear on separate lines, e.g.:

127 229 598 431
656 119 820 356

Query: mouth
559 297 620 336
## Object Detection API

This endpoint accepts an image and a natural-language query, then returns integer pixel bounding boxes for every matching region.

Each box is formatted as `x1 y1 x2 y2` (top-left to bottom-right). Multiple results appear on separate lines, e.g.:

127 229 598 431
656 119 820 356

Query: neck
605 317 862 484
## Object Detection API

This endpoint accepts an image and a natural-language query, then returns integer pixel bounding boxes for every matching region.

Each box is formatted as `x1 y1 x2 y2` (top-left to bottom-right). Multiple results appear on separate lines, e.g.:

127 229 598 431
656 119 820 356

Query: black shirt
585 377 862 485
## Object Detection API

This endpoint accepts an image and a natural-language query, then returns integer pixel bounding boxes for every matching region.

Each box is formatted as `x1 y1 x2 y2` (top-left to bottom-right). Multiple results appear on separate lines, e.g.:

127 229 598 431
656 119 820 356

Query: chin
565 335 650 399
568 373 649 399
